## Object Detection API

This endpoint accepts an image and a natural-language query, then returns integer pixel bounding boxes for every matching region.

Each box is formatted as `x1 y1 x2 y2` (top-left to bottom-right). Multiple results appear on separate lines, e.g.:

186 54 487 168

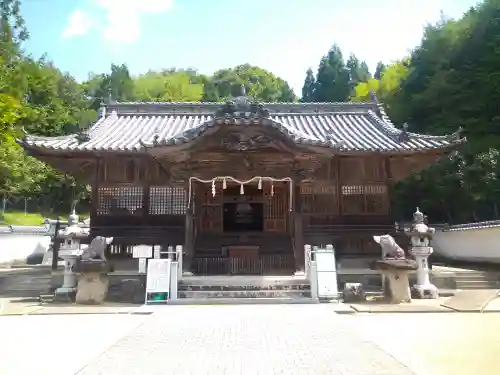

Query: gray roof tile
20 101 464 153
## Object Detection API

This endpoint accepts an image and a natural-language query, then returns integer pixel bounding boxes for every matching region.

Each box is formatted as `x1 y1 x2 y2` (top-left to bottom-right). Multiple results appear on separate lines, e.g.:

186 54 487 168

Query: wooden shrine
19 93 464 275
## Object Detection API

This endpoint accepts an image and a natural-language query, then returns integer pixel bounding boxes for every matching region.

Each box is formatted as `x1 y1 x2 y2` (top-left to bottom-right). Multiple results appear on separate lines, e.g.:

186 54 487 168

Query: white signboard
145 259 171 304
138 258 147 274
315 246 338 299
133 245 152 259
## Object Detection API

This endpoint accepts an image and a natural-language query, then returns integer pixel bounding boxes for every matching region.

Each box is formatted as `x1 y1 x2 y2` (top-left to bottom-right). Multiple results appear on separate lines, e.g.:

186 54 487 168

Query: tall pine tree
374 61 386 80
301 68 315 102
312 44 351 102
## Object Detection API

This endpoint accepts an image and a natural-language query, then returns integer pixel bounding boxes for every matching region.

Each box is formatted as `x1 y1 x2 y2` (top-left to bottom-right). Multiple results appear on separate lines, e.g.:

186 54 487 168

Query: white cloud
62 0 173 43
61 9 94 38
97 0 173 43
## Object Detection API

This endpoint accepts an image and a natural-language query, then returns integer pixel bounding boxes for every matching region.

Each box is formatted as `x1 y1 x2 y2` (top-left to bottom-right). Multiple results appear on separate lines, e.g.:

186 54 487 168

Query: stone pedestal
74 260 109 305
382 270 412 303
76 272 109 305
372 259 418 304
410 246 439 299
54 254 79 301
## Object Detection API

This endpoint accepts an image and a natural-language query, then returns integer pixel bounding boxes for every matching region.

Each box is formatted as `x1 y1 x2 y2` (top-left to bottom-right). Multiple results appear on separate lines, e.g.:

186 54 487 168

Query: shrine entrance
223 184 264 233
190 176 296 275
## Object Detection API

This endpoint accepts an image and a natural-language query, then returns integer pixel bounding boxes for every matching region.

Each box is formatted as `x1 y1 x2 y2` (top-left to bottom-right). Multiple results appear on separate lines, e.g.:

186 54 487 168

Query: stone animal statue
373 234 406 259
81 236 113 261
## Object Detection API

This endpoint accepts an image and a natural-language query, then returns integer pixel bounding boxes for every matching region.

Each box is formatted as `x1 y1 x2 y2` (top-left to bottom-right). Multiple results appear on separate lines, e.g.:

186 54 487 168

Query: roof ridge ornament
397 123 410 142
240 84 247 96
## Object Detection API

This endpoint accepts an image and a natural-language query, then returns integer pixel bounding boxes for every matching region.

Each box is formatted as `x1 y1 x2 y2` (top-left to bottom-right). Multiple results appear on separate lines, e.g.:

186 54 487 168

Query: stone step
0 272 52 297
179 290 311 299
454 273 500 281
178 284 310 292
455 280 500 289
180 276 308 287
169 297 315 305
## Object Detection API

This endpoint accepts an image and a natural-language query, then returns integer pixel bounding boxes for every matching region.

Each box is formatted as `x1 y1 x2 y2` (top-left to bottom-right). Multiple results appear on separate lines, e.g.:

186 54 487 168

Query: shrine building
18 92 464 275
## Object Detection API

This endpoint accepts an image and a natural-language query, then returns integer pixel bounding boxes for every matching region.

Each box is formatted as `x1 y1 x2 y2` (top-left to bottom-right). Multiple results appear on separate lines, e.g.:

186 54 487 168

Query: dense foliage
3 0 500 223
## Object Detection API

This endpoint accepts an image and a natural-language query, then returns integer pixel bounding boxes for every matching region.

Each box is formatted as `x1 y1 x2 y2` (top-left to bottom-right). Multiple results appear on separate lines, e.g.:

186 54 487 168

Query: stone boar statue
373 234 406 259
81 236 113 261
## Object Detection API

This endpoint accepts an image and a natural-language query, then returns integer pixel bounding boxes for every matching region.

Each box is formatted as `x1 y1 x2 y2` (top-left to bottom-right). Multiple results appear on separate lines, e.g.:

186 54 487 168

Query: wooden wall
92 154 393 228
92 156 185 227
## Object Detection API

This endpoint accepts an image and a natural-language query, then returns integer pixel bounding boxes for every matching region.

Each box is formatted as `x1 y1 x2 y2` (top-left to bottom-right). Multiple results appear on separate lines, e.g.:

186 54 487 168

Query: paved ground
348 313 500 375
0 314 149 375
75 305 414 375
2 305 499 375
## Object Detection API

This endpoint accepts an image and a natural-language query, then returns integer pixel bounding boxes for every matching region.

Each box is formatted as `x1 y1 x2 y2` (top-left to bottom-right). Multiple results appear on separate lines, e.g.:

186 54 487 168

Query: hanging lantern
222 177 227 190
258 177 262 190
240 183 244 195
211 179 216 197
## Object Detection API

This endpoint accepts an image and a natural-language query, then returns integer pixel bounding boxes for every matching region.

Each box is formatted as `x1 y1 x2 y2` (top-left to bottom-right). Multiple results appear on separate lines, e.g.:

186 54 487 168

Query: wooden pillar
335 156 342 220
142 157 150 223
292 179 304 273
90 157 100 224
384 156 394 218
183 185 195 273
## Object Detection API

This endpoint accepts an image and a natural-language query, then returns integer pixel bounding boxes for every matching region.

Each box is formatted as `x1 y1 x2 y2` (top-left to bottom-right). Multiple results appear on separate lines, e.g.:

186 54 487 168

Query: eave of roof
18 100 465 154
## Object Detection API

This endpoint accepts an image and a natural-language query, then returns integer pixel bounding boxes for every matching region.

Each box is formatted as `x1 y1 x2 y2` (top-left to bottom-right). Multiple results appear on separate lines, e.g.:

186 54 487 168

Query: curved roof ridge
366 111 462 143
142 116 321 148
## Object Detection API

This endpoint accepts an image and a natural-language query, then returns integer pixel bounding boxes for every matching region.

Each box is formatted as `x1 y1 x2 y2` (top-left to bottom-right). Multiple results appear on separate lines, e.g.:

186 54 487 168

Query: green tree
207 64 296 102
374 61 386 80
301 68 315 102
312 44 351 102
133 70 204 102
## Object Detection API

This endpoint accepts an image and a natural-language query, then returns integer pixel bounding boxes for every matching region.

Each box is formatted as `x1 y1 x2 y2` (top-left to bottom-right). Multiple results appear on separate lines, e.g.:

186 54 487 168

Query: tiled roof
19 101 464 153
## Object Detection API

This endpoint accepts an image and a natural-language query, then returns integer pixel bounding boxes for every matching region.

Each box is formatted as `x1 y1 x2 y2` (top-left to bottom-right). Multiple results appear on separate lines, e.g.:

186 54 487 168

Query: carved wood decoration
221 132 272 151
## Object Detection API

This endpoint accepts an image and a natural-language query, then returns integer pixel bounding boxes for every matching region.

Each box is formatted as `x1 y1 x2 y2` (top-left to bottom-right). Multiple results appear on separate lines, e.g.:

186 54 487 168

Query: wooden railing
193 255 294 275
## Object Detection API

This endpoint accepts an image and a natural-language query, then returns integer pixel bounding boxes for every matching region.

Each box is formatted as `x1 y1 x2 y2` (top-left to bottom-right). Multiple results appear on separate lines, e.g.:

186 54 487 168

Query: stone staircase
0 267 52 298
454 271 500 290
176 276 312 304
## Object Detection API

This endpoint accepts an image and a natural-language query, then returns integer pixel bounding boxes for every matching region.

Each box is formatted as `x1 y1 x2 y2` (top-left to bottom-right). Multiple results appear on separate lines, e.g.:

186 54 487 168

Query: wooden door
195 181 222 232
264 181 288 232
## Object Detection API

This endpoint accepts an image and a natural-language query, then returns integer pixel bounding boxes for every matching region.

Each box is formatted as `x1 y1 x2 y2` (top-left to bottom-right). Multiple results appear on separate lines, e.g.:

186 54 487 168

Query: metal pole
176 245 183 280
170 261 178 300
51 219 61 271
309 260 319 303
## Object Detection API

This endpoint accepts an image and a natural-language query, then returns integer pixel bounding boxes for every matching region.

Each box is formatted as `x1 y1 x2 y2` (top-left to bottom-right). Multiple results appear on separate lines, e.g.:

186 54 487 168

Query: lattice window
365 185 389 213
97 186 144 215
341 184 389 214
300 182 337 214
149 186 187 215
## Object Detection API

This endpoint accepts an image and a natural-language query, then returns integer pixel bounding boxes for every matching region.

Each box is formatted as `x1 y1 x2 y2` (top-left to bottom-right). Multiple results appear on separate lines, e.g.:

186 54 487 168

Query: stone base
75 272 109 305
54 287 76 302
293 270 306 277
411 283 439 299
382 270 412 304
343 283 366 303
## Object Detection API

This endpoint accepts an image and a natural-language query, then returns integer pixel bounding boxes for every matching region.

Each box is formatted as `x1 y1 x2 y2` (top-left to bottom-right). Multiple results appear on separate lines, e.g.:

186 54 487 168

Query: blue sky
22 0 479 95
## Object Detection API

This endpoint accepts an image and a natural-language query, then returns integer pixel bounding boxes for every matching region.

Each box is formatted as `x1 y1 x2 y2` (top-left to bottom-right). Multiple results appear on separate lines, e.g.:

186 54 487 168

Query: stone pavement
76 304 414 375
348 313 500 375
0 314 149 375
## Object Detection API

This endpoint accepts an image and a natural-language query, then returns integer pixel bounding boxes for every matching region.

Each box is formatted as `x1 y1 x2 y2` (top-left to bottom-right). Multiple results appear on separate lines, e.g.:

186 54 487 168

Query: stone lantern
54 209 89 301
405 208 439 299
